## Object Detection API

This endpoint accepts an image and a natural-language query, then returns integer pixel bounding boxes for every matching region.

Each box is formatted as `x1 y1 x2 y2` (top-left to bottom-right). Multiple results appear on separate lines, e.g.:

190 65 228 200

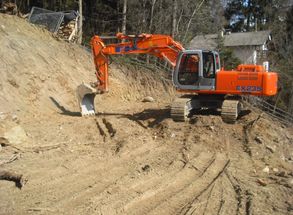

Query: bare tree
148 0 156 32
171 0 177 38
182 0 205 43
122 0 127 35
77 0 82 44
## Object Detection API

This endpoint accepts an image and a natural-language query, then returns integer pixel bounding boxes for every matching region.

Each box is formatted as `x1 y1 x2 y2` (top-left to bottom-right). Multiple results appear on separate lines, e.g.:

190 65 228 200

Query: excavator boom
77 33 184 116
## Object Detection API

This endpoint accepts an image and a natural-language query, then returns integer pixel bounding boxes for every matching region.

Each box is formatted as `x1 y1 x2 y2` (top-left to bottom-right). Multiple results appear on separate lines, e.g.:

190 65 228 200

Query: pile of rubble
1 4 80 43
56 17 78 42
28 7 80 43
0 2 17 15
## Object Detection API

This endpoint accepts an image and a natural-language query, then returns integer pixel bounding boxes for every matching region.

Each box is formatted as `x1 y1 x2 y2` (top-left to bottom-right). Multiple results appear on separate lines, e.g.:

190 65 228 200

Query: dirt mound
0 14 292 215
0 14 172 117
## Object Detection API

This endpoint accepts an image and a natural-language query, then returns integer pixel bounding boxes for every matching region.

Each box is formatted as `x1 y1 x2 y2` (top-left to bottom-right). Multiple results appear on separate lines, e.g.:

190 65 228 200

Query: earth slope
0 14 292 215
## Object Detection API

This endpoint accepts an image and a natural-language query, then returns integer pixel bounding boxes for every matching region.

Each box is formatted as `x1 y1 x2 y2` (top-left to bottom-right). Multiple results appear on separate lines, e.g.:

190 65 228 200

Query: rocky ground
0 14 292 215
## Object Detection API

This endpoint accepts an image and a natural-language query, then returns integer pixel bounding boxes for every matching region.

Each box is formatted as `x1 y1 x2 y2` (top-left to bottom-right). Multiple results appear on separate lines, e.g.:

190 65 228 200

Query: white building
188 30 272 65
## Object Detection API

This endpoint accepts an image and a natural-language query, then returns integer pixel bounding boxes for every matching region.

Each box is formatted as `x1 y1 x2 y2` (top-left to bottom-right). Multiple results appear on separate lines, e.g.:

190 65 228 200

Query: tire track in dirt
12 121 161 211
54 132 189 213
183 170 239 215
135 154 229 215
85 152 213 214
225 170 254 215
114 153 223 214
36 136 182 212
23 116 152 191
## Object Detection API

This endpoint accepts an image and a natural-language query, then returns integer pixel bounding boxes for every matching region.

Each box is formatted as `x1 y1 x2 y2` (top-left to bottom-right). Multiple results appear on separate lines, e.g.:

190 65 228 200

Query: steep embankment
0 14 292 215
0 14 172 116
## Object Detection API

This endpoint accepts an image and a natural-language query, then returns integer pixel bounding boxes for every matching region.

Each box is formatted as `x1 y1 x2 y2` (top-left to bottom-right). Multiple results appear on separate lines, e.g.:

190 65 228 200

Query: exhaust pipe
76 83 98 116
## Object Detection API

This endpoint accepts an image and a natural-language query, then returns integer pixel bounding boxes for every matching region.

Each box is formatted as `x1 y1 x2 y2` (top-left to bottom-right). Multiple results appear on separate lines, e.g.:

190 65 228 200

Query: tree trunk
288 84 293 114
183 0 205 43
148 0 156 33
77 0 83 44
141 0 147 33
117 0 120 32
247 0 251 31
171 0 177 38
176 9 183 40
122 0 127 35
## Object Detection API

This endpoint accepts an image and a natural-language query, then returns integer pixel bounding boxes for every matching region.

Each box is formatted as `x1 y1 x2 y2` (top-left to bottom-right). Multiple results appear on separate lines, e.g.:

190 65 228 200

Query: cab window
203 52 215 78
178 54 199 85
215 54 220 71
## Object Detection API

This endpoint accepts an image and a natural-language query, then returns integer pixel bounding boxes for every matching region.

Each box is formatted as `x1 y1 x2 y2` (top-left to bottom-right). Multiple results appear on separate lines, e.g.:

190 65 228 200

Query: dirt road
0 14 292 215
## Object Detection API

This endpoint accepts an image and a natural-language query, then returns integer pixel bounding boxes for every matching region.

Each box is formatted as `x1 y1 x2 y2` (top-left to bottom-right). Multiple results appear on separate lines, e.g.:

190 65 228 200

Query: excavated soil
0 14 293 215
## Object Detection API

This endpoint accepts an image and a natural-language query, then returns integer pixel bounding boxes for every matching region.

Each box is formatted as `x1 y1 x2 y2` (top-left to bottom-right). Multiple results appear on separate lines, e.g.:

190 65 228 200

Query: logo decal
236 86 262 92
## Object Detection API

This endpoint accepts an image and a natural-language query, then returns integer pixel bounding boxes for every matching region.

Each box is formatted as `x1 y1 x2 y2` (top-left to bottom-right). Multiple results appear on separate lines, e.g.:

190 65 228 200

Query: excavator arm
77 33 184 116
91 33 184 92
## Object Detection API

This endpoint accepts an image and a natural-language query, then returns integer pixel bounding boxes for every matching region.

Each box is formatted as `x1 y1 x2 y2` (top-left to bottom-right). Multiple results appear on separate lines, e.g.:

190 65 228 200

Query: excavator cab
173 50 220 91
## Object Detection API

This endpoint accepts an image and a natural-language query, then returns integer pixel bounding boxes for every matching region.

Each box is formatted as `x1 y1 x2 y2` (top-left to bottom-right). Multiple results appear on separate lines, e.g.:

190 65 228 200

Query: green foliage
224 0 272 32
219 47 242 70
217 35 241 70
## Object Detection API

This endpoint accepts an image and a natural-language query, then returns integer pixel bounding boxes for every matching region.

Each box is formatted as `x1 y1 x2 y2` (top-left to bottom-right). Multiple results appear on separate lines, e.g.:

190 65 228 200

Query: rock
4 125 28 145
142 164 150 172
170 133 175 138
11 114 19 123
0 112 6 120
12 114 18 120
257 178 267 186
0 137 9 146
285 133 292 140
208 126 215 131
276 171 286 177
254 136 263 144
273 168 279 173
262 166 270 174
266 145 275 153
142 96 155 102
289 179 293 185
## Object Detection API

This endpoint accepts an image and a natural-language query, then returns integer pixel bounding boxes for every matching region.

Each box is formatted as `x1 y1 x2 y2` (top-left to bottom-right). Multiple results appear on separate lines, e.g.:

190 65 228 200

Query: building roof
187 34 218 50
224 30 271 47
188 30 271 50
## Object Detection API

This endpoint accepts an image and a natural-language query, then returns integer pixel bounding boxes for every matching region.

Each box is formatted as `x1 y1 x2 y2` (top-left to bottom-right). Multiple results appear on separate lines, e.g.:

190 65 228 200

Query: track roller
171 98 191 122
221 99 241 123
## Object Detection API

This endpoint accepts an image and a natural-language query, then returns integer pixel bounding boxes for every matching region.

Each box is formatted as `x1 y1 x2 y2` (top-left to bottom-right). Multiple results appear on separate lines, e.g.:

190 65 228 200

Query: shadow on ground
50 96 170 128
98 108 171 129
49 97 81 117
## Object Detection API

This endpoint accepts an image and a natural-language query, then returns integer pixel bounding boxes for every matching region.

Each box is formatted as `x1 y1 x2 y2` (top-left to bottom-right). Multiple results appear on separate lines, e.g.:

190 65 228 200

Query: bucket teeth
76 83 97 116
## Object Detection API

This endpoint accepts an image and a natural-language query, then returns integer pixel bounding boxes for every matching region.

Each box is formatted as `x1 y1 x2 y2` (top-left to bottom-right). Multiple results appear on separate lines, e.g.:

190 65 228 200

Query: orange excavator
76 33 278 123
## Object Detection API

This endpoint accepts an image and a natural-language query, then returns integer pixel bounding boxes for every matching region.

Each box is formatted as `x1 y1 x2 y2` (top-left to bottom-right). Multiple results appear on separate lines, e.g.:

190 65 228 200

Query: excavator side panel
215 70 278 96
262 72 278 96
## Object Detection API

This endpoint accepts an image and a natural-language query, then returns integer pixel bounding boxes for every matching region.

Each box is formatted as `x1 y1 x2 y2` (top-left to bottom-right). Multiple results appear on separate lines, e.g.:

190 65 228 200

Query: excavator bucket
76 83 98 116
